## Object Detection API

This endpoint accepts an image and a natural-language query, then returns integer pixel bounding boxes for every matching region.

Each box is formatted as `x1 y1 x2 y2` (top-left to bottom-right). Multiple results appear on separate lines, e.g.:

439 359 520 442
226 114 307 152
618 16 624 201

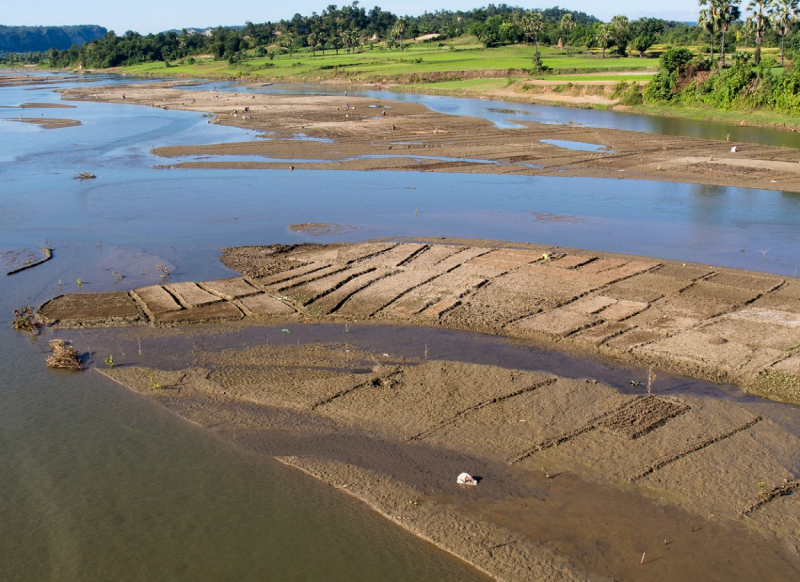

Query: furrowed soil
83 329 800 582
38 239 800 579
39 240 800 400
61 82 800 193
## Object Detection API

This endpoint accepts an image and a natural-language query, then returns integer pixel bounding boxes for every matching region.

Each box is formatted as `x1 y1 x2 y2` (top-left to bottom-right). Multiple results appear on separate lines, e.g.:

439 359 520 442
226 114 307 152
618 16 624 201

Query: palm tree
747 0 774 65
718 1 741 68
308 32 318 56
596 23 612 59
610 15 630 56
560 13 576 56
521 11 545 55
529 12 545 56
698 7 717 65
700 1 740 68
771 0 798 65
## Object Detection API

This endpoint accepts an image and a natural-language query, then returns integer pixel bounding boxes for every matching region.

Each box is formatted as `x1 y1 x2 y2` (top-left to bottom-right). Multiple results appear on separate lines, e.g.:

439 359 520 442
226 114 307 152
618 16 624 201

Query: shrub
660 47 694 74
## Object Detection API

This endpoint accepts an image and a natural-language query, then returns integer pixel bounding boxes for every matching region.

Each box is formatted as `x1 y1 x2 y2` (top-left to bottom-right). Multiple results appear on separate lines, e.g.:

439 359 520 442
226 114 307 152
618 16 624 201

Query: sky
4 1 704 35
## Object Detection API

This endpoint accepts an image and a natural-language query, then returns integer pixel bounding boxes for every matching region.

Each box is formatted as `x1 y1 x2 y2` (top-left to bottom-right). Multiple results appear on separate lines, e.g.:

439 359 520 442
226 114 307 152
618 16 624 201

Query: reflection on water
540 139 613 153
2 71 800 579
191 79 800 147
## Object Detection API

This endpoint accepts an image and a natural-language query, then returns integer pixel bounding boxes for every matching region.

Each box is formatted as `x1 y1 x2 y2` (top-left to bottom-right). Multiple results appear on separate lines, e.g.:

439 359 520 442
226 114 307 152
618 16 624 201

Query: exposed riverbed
3 71 800 580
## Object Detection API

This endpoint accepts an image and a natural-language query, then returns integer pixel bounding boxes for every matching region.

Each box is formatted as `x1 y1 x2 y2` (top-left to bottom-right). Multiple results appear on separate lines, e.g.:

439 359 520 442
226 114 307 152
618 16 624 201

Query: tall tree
596 24 611 59
747 0 774 65
771 0 798 65
560 13 576 56
610 15 630 56
522 11 544 55
700 1 740 67
698 7 717 64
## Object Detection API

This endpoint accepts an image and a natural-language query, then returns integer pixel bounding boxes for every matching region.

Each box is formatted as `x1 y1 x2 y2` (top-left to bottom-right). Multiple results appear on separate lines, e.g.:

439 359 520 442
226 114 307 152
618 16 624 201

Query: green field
121 37 660 83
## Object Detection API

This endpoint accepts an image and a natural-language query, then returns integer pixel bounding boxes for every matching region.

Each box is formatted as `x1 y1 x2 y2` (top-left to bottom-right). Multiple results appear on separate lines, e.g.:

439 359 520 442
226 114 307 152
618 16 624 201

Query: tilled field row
38 241 800 391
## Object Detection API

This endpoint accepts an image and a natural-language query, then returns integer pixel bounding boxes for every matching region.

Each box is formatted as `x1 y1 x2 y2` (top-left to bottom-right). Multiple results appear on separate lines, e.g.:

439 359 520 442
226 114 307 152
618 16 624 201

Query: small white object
457 472 477 486
730 146 737 153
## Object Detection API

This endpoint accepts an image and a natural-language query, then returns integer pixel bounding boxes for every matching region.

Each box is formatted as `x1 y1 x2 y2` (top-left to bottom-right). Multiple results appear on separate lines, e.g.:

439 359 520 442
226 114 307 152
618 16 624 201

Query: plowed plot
336 270 438 316
39 241 800 397
597 395 690 439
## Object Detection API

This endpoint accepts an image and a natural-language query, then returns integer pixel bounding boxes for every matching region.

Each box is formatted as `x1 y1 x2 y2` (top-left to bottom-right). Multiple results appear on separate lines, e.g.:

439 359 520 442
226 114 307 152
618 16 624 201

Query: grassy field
117 38 797 129
121 37 660 83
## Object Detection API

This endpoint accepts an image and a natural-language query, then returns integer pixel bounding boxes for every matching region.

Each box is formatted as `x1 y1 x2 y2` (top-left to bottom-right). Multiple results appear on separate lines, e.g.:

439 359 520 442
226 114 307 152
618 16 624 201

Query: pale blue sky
4 2 703 35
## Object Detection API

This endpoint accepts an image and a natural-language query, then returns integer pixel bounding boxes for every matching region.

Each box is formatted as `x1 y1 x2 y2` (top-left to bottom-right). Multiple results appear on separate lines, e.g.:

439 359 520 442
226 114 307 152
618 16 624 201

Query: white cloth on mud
457 472 477 486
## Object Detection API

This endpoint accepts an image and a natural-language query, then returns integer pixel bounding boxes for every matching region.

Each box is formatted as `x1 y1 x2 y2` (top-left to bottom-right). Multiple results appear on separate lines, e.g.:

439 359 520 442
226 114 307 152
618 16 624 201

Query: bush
531 52 550 74
660 47 694 74
644 71 677 102
618 84 644 105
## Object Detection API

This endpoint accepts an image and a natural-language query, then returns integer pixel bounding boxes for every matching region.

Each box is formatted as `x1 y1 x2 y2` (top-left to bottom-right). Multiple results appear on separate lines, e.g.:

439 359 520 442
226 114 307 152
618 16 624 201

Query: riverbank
38 239 800 403
64 319 799 581
33 235 800 579
59 82 800 193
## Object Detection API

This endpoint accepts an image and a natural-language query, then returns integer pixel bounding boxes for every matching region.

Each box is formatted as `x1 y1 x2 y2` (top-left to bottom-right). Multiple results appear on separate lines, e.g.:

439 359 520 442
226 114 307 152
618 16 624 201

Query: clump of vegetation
13 306 42 334
46 339 83 370
104 354 114 368
749 369 800 404
156 264 171 280
612 80 644 105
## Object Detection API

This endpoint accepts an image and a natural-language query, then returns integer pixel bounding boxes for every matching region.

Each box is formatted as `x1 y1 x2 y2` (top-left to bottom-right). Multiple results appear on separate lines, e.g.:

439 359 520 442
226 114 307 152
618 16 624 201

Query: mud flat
61 82 800 193
6 117 81 129
37 238 800 579
39 240 800 404
90 335 800 581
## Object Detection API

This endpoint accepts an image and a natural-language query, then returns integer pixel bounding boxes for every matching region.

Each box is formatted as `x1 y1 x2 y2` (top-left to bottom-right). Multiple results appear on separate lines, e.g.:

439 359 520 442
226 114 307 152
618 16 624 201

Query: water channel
2 72 800 580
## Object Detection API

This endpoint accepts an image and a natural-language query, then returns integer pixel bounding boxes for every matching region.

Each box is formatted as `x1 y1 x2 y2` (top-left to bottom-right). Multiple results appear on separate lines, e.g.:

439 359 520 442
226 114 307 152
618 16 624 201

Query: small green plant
758 481 768 496
58 279 62 287
13 306 42 334
77 278 83 288
104 355 114 368
151 381 162 390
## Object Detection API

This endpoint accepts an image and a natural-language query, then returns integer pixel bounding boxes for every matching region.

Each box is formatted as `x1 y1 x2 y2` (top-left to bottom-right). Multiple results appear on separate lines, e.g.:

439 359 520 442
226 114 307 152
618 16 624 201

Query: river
2 71 800 580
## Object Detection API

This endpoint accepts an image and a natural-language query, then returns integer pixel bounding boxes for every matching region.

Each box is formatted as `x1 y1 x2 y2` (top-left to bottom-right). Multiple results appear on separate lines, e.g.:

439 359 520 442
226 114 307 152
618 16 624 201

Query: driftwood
45 339 83 370
74 171 96 180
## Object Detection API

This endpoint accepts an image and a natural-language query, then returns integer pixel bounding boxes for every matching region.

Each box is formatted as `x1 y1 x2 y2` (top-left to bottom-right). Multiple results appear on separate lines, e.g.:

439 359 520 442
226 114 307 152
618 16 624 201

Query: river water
2 72 800 580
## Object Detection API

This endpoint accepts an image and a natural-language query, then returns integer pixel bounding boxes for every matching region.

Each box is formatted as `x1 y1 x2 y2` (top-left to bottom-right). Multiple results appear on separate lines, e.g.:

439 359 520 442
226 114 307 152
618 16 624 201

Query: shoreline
55 65 800 133
84 321 800 581
59 81 800 194
38 239 800 405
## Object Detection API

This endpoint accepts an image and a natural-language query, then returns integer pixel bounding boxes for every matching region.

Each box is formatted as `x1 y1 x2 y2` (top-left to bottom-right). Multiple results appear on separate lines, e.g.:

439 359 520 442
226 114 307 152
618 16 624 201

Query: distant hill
0 25 107 53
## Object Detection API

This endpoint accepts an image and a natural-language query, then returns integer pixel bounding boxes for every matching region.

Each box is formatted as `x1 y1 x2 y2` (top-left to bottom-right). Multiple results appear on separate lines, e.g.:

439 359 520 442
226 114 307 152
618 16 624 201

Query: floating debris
12 306 42 334
45 339 83 370
74 171 96 180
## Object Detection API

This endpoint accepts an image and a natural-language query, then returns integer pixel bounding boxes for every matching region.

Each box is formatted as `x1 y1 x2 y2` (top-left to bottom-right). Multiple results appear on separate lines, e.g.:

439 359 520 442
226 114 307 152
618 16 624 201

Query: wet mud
61 82 800 193
38 240 800 403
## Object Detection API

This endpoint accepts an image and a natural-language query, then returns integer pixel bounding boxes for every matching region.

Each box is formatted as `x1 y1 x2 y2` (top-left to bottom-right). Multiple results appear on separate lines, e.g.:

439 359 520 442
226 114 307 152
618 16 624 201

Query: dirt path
60 82 800 193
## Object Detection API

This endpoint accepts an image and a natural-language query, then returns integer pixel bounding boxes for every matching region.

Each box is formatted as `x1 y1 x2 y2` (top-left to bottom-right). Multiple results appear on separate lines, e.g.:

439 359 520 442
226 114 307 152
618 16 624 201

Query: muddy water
64 322 800 580
199 80 800 148
3 71 800 579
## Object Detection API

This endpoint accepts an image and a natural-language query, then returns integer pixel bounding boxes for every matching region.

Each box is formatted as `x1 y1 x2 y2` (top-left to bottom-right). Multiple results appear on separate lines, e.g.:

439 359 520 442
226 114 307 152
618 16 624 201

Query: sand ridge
97 340 800 581
38 241 800 402
59 82 800 193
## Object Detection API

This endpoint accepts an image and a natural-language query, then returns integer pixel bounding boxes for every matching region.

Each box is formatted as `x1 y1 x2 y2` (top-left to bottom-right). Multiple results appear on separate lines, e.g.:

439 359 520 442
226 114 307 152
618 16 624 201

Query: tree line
0 3 734 68
3 1 800 74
